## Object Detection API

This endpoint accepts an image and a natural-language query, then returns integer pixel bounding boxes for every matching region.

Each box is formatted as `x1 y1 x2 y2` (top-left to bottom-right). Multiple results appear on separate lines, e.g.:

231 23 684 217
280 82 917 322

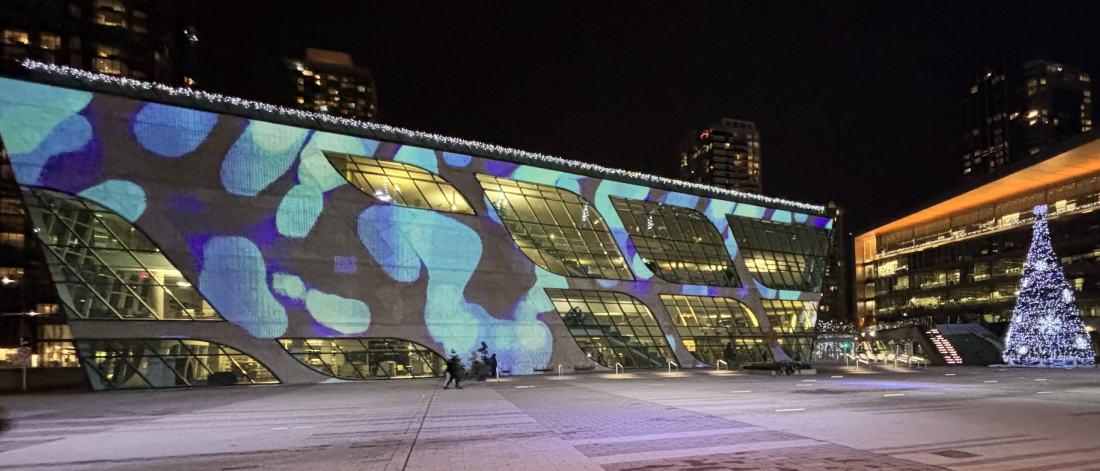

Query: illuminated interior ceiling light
18 60 825 213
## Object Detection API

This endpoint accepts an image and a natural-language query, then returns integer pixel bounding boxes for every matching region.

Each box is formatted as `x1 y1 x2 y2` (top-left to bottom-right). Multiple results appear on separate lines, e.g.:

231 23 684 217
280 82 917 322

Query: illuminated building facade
679 118 762 194
0 0 198 85
284 48 377 121
0 64 832 389
858 131 1100 330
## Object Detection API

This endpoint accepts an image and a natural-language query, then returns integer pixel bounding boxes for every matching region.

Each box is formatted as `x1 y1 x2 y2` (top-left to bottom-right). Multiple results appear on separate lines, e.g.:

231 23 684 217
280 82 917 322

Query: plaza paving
2 365 1100 470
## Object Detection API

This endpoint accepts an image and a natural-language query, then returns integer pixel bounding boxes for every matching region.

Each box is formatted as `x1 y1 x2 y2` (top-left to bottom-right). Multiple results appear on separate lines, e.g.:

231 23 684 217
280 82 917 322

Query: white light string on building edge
19 60 824 213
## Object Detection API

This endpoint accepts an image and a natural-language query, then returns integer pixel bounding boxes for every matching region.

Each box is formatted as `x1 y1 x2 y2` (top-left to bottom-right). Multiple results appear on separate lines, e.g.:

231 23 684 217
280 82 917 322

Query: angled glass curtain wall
610 196 738 286
658 295 766 364
75 339 278 390
23 188 220 320
762 300 818 333
324 151 474 214
546 289 675 368
726 217 831 291
279 338 444 379
479 175 633 280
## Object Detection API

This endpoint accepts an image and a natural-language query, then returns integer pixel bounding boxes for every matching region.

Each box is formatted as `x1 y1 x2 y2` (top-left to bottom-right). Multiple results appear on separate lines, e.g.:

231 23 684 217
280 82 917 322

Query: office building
1021 60 1092 156
857 131 1100 332
679 118 762 194
285 48 377 121
817 202 850 324
963 58 1091 179
0 0 198 85
0 64 834 389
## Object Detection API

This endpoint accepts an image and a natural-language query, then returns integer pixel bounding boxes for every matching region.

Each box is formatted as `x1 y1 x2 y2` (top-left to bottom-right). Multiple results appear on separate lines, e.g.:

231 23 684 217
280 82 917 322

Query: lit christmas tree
1003 205 1095 367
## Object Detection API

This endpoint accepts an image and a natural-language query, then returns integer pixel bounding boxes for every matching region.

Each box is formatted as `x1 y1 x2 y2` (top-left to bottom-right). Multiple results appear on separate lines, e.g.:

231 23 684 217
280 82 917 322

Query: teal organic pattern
220 121 308 196
394 144 438 173
305 288 371 334
198 236 287 338
272 272 306 299
77 179 146 222
0 78 92 155
276 184 324 238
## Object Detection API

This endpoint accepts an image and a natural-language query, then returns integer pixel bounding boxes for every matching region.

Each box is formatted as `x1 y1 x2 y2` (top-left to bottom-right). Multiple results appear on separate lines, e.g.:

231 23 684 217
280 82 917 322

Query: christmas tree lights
1002 205 1095 367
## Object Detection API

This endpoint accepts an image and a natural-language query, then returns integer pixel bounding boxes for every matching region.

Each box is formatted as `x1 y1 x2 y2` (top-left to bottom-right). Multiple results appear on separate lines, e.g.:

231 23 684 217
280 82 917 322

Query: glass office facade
479 175 633 280
280 338 444 379
727 216 830 291
659 295 765 364
610 196 739 286
547 289 676 368
24 188 220 321
761 300 818 333
76 339 278 389
325 151 474 214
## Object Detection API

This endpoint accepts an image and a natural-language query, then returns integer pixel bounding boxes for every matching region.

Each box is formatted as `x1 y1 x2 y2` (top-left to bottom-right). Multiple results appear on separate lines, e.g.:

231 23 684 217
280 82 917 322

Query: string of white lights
19 59 825 213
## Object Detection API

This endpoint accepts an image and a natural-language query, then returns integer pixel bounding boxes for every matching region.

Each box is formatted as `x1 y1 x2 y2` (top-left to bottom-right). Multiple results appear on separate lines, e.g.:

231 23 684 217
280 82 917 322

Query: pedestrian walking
444 356 463 389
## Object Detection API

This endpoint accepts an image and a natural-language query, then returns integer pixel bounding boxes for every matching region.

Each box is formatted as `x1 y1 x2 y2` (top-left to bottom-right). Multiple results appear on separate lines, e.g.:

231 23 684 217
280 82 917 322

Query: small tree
1003 205 1095 366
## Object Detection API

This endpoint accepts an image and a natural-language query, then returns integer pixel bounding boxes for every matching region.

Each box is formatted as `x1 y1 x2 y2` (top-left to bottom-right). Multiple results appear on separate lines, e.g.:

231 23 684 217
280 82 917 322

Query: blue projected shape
662 192 699 209
273 272 306 299
703 200 739 259
78 180 146 222
334 256 356 274
666 334 677 351
442 152 473 168
794 213 809 224
733 204 767 219
132 103 218 157
198 236 287 338
0 78 92 155
220 121 308 196
357 205 555 373
771 210 793 224
305 289 371 334
276 184 323 238
358 205 480 352
8 113 93 184
680 285 709 296
595 180 654 280
394 145 439 174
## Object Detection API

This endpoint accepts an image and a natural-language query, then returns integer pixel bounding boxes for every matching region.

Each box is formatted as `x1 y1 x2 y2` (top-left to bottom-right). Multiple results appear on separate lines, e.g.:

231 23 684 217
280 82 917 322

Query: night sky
194 1 1100 232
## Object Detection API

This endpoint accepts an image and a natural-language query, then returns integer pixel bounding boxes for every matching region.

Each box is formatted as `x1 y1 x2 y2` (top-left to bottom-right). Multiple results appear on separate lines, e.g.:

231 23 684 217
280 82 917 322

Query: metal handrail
558 364 563 377
668 361 678 373
716 359 728 371
615 363 623 375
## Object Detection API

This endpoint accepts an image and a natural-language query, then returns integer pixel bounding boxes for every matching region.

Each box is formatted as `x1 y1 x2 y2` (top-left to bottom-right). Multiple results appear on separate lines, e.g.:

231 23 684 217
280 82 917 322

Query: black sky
193 1 1100 232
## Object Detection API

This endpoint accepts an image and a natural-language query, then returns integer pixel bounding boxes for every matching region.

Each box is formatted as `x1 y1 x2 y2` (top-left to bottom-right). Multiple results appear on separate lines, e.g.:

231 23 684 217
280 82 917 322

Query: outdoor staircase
927 328 963 365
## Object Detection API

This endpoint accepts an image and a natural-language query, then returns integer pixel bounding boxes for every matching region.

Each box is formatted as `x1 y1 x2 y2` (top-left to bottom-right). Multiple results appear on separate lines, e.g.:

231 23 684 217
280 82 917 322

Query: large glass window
24 188 220 321
727 217 830 291
546 289 674 368
75 339 278 390
761 300 818 333
479 175 633 280
659 295 762 364
610 196 737 286
324 151 473 214
280 338 444 379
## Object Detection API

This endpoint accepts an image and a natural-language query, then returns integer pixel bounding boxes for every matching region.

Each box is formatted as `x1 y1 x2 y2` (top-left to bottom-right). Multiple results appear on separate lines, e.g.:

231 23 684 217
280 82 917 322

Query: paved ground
2 364 1100 470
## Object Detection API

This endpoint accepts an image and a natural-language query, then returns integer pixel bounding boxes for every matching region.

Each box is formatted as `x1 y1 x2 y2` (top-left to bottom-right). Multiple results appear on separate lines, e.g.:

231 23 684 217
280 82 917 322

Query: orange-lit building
857 131 1100 330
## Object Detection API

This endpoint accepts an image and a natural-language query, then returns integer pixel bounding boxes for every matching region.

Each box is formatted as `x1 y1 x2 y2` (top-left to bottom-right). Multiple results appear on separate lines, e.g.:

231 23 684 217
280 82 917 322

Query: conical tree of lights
1002 205 1095 367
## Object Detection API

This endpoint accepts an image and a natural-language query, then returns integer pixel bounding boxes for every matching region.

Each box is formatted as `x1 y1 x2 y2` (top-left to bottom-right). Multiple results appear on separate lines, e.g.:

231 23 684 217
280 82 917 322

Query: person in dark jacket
444 356 463 389
488 354 498 378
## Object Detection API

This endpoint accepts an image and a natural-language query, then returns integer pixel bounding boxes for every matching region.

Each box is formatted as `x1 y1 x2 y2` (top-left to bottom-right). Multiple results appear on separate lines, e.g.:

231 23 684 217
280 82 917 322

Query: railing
615 362 623 375
716 359 728 371
668 361 678 373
